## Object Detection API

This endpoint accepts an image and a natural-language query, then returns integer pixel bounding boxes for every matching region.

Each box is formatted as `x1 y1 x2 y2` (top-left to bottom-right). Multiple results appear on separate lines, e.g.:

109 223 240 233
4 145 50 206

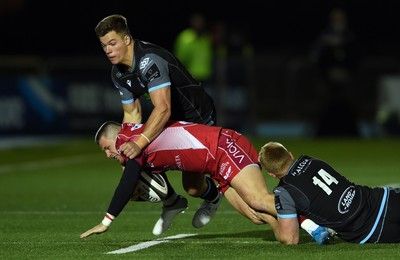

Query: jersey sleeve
140 54 171 92
274 186 298 219
106 159 142 217
112 77 135 104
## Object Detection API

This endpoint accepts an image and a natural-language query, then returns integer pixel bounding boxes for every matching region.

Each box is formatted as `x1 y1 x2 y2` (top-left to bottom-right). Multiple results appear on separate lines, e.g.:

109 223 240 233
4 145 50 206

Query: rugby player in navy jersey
259 141 400 244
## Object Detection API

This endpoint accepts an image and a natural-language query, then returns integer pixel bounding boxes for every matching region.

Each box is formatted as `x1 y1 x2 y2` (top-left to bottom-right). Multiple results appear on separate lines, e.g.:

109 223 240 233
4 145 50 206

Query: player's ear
124 35 131 45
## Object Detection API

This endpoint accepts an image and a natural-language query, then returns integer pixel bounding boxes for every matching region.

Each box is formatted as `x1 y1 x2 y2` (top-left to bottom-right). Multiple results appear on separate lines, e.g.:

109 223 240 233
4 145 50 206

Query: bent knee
184 187 203 197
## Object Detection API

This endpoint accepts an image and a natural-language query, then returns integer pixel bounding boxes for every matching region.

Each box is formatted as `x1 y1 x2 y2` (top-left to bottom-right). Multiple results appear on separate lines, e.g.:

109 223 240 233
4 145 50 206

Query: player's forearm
106 159 141 217
136 105 170 148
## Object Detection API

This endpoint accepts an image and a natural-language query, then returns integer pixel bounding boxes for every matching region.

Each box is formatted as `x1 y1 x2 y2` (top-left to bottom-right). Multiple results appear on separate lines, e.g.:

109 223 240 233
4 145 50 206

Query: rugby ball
133 171 169 202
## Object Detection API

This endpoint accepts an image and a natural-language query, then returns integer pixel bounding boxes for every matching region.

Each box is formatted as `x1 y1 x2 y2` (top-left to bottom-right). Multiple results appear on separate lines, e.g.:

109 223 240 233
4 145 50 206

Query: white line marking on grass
106 234 197 254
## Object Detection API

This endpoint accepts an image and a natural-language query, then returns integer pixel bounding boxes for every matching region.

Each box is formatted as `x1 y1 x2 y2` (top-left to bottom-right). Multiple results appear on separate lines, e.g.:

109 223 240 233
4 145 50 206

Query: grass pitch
1 137 400 259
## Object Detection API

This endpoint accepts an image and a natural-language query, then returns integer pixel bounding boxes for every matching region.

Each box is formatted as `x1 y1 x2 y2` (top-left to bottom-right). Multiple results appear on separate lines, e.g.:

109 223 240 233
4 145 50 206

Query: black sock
159 172 178 206
201 177 220 203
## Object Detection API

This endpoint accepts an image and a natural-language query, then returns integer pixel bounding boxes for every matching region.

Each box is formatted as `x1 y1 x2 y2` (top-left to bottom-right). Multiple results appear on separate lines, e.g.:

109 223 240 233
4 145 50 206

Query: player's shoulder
135 39 166 56
135 39 173 64
136 39 163 50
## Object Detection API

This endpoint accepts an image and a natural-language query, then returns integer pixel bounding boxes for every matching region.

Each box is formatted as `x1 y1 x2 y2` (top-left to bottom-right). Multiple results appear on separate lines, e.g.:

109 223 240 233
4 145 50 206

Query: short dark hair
95 14 131 38
94 121 121 145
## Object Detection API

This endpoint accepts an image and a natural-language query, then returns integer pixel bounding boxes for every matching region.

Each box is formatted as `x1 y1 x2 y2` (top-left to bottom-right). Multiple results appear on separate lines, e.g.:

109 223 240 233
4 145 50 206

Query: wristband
133 141 143 150
141 133 151 144
101 213 115 227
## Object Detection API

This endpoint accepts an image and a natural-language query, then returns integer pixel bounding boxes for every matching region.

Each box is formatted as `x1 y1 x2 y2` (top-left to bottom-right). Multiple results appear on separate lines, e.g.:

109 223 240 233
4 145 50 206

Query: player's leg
373 187 400 243
216 129 275 215
230 165 276 216
152 172 188 235
182 171 222 228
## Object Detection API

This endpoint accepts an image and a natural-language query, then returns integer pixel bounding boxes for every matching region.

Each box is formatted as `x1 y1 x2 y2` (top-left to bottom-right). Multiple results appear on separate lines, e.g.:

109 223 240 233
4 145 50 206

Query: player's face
98 136 124 164
99 31 129 65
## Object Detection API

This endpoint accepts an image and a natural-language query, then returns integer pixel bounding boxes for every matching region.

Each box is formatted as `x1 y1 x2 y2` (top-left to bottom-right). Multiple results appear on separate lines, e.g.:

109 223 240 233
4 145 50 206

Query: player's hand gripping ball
131 171 168 202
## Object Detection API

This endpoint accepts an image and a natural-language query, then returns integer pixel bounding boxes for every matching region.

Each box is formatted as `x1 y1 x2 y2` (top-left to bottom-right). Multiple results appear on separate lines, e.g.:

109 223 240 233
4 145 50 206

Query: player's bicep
148 86 171 109
274 187 297 212
274 187 301 244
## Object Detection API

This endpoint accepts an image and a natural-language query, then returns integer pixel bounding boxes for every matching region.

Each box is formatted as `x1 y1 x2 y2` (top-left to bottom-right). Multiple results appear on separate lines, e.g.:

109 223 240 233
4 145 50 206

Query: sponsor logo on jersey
145 64 160 82
338 186 356 214
140 57 150 70
220 162 229 175
223 166 232 180
292 158 310 176
127 123 143 131
225 138 245 163
219 162 232 180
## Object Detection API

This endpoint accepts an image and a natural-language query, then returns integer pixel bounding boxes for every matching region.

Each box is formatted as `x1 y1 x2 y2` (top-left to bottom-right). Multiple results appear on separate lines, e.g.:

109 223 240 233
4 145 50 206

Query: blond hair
259 142 292 175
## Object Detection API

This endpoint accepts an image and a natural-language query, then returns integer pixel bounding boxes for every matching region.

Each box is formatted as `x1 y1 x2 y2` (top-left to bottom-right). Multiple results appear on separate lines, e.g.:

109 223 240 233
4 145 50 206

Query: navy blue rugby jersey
274 155 386 243
111 39 215 124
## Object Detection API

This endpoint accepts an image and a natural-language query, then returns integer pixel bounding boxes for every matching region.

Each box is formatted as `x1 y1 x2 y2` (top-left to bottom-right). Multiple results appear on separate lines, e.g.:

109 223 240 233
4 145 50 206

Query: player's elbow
154 104 171 121
161 106 171 119
276 230 300 245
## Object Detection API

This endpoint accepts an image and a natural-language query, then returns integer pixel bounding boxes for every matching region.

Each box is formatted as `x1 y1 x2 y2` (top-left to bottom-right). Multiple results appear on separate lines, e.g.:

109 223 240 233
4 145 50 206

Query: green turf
1 137 400 259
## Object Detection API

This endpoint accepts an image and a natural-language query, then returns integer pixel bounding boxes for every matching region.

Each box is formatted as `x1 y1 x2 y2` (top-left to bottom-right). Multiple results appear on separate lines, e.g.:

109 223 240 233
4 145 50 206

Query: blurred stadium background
1 0 400 141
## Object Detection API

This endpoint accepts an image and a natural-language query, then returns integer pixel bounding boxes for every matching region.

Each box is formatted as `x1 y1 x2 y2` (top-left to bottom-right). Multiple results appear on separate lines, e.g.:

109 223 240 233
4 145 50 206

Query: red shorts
211 129 260 194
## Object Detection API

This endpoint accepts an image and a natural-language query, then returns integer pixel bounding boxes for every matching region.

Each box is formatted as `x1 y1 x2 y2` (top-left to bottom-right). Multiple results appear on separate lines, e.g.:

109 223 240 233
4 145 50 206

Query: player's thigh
230 165 275 213
230 165 270 198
